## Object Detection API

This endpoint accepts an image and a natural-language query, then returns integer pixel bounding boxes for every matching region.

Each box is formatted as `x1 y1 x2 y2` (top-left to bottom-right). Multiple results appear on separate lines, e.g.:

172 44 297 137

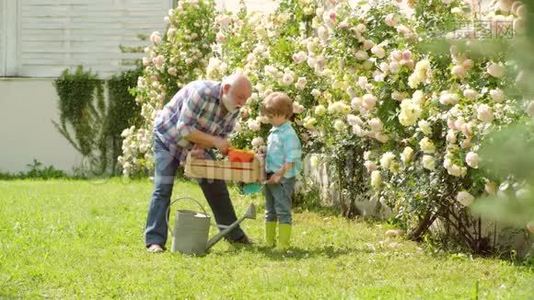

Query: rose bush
121 0 531 252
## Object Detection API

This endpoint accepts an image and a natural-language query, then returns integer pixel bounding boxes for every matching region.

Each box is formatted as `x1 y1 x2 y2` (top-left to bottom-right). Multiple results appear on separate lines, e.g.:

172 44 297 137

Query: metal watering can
167 197 256 255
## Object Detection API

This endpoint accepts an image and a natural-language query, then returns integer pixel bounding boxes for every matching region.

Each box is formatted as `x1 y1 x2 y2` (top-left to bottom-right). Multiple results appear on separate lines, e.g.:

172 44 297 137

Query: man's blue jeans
144 135 246 248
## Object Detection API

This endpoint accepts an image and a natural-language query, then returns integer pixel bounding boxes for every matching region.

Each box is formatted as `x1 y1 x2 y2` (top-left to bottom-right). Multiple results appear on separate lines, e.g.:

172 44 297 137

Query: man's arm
185 129 230 154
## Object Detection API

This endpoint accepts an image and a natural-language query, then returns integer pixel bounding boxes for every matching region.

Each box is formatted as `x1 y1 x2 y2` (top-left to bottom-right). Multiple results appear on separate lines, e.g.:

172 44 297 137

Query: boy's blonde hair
261 92 293 118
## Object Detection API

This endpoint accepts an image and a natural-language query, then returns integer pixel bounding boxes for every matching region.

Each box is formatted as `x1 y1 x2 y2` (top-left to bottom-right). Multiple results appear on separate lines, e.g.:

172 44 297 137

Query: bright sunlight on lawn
1 179 533 299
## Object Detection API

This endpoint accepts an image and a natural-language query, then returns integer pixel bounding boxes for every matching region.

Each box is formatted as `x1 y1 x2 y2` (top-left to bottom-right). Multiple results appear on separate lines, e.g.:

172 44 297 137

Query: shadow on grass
213 244 366 261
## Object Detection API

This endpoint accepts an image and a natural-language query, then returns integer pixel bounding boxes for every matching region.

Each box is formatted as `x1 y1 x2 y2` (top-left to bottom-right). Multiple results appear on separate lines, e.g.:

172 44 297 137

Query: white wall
0 78 83 173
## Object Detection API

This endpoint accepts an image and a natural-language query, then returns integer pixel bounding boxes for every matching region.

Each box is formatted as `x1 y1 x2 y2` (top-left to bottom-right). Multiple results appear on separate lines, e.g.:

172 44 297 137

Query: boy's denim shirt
265 121 302 178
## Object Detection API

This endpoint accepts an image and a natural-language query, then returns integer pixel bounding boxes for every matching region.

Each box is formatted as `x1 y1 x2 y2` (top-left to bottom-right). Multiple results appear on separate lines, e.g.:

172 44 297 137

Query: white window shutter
12 0 172 78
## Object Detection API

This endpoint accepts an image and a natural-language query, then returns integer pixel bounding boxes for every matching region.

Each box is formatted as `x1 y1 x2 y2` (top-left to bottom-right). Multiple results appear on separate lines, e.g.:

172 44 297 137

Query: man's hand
190 145 206 159
213 137 231 155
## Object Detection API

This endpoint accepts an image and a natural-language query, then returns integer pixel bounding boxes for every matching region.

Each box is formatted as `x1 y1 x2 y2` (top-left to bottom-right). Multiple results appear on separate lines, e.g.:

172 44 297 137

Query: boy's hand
266 172 282 184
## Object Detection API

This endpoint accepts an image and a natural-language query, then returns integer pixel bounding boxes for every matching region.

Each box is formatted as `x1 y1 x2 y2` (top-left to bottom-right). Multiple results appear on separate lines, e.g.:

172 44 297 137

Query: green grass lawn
1 179 533 299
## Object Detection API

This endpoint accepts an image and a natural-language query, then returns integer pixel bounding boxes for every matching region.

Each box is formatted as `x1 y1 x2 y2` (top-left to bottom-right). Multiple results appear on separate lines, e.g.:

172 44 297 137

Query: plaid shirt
153 80 239 162
266 121 302 178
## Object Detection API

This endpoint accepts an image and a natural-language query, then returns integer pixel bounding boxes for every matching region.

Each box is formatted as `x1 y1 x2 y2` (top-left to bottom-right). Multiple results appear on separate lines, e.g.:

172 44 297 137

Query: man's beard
222 93 239 113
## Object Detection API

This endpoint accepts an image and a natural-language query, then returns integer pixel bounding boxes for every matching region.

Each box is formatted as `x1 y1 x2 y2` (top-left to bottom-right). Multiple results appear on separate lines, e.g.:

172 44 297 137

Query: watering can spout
205 203 256 250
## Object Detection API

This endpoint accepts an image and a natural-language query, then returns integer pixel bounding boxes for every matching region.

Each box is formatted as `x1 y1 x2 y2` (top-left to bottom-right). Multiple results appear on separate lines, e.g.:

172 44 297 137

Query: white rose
380 152 396 170
304 117 317 129
355 50 369 61
318 26 329 42
167 67 177 76
216 32 226 43
251 137 264 148
364 161 378 173
351 97 362 109
439 92 459 105
422 155 436 170
451 65 466 78
371 46 386 59
247 119 261 131
281 72 295 85
446 130 457 145
295 77 307 90
419 137 436 154
465 152 480 168
334 119 346 132
447 164 465 177
362 94 378 110
315 105 326 116
487 63 505 78
418 120 432 135
371 170 382 189
311 89 321 98
293 102 305 114
401 147 414 163
477 104 494 123
463 89 479 100
489 88 505 102
347 114 363 127
368 118 383 132
150 31 162 44
292 51 308 64
456 191 475 207
384 13 398 27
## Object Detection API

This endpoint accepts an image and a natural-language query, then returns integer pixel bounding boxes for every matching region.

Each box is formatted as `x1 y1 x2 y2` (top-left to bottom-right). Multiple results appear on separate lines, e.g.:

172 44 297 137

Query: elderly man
145 73 252 253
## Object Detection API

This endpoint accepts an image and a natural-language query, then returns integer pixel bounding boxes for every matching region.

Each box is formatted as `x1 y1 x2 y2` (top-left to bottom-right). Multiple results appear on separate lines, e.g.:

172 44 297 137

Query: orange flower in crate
227 148 255 163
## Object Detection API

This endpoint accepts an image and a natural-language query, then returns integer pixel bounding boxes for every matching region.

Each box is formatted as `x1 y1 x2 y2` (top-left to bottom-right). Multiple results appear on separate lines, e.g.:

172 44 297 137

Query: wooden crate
184 152 265 183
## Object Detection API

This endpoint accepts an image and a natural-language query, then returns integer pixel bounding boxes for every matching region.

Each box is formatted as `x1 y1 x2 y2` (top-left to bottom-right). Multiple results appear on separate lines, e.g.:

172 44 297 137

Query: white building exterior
0 0 275 173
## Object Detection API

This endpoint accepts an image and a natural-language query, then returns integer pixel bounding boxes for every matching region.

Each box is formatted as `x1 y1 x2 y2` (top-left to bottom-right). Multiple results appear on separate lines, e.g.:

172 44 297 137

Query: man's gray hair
222 73 251 89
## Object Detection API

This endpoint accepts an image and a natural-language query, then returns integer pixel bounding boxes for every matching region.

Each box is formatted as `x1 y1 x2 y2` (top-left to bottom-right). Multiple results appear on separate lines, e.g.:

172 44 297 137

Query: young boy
261 92 302 250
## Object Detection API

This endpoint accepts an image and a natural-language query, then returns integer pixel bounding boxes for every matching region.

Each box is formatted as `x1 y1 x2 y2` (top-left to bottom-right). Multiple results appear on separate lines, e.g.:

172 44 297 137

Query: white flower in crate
314 105 327 116
418 120 432 135
487 62 506 78
419 137 436 154
456 191 475 207
371 170 382 189
295 77 307 90
401 146 414 163
380 152 396 170
477 104 494 123
333 119 346 132
422 155 436 170
465 152 480 169
489 88 505 102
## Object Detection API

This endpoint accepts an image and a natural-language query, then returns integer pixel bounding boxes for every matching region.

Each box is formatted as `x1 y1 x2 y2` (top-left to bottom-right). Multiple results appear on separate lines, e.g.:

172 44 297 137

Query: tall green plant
53 66 108 174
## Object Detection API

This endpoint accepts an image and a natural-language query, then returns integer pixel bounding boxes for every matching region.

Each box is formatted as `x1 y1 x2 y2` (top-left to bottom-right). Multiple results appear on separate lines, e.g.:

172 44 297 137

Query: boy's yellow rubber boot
277 223 292 251
265 221 277 247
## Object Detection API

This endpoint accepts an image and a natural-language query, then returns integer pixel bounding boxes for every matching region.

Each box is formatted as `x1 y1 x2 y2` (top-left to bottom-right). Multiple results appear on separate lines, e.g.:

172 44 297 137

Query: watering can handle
166 196 209 236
